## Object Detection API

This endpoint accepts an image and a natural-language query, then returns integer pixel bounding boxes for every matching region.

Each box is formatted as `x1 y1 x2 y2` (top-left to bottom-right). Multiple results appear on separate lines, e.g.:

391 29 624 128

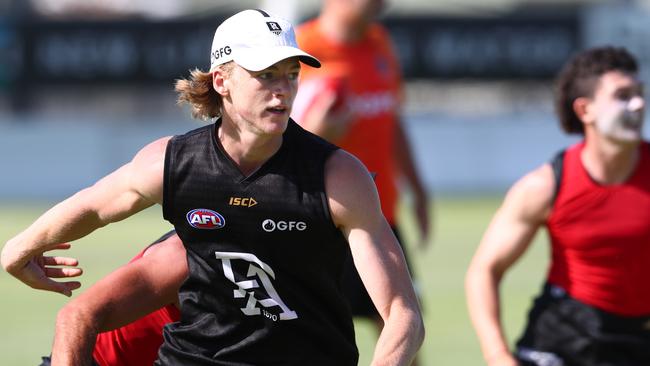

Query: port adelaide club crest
187 208 226 229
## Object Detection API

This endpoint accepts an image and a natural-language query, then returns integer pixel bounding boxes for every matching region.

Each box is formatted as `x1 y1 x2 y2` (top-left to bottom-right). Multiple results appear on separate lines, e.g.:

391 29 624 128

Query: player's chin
614 131 643 144
261 114 289 133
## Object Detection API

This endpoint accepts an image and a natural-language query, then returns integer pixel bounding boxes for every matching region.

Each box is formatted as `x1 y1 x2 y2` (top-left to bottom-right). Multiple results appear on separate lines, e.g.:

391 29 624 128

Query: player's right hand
4 243 82 297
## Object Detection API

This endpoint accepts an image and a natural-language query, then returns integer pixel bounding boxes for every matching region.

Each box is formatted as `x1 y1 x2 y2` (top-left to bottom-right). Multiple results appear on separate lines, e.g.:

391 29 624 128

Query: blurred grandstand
0 0 648 199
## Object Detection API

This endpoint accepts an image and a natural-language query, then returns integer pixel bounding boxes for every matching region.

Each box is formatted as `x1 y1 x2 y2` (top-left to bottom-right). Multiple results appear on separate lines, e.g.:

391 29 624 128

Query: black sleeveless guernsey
158 119 358 365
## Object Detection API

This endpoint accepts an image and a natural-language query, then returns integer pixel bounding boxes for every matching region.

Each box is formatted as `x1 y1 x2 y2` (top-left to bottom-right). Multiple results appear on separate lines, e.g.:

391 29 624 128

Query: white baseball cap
209 9 321 72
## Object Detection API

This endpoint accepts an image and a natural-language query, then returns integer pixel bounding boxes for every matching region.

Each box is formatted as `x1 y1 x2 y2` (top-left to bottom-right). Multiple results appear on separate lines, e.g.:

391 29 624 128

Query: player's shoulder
134 136 173 162
365 23 399 61
514 164 555 198
365 23 393 48
324 149 378 224
324 149 371 184
170 123 213 143
165 124 214 156
505 163 556 219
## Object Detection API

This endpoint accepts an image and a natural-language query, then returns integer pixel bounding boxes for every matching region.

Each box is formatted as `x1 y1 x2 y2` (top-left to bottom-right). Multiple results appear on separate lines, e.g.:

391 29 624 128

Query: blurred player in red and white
466 46 649 366
293 2 430 358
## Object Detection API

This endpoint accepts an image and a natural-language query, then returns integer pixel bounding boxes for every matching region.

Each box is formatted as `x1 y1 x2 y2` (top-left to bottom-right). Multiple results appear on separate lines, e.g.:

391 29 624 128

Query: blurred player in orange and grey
293 1 430 355
466 46 649 366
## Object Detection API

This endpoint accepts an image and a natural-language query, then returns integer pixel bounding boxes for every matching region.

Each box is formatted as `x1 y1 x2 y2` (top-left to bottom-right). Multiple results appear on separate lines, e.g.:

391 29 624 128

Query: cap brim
235 46 321 72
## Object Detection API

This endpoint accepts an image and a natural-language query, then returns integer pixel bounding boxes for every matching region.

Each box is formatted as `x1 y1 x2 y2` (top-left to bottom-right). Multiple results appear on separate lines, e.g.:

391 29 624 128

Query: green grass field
0 197 549 365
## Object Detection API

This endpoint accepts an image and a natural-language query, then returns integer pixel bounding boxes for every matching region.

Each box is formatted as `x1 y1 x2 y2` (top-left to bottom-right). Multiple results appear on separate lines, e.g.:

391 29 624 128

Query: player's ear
573 96 594 126
212 69 229 97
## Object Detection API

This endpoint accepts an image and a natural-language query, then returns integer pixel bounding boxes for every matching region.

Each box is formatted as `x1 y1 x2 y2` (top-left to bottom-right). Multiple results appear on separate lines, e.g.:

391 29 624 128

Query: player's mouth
623 112 644 128
266 106 288 115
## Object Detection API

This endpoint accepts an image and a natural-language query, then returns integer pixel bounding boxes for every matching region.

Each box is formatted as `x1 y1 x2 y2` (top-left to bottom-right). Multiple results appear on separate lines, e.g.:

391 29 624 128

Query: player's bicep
326 151 417 316
325 150 383 232
85 137 169 224
471 165 554 273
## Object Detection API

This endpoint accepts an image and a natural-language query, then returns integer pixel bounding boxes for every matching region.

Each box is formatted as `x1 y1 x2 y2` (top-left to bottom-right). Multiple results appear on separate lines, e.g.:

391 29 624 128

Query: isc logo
229 197 258 208
186 209 226 229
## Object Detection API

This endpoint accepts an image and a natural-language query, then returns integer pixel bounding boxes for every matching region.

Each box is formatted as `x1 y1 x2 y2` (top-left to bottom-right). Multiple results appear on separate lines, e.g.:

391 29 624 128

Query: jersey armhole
550 149 566 206
320 148 342 232
162 138 175 221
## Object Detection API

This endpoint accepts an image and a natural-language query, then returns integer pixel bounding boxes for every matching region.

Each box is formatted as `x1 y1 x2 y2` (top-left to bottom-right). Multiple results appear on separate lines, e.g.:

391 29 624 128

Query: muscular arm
1 137 170 295
465 164 554 366
326 150 424 366
51 233 187 366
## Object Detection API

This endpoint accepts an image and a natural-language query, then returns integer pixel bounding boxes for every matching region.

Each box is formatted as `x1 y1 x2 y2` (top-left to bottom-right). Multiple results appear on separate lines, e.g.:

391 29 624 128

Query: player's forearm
52 303 99 366
371 303 424 366
466 265 511 363
1 190 106 274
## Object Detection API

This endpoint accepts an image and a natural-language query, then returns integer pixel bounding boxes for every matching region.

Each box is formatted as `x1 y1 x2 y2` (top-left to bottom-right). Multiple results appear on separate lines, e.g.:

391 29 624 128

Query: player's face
590 70 645 142
226 58 301 136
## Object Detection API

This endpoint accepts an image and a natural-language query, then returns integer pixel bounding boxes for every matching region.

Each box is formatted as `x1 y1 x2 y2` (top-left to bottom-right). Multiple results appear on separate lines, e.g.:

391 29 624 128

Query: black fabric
141 230 177 252
516 284 650 366
550 149 566 205
158 119 357 365
342 227 414 318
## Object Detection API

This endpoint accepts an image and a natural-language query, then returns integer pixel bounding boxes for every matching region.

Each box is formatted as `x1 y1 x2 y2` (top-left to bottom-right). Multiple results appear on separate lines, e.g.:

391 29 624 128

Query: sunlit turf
0 197 549 365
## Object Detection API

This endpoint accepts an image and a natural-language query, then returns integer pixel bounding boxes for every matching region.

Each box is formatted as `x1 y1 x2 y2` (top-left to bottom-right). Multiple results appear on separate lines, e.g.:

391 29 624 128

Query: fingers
32 277 79 297
42 255 83 278
41 256 79 267
14 260 81 297
49 243 72 250
61 281 82 293
48 279 82 297
45 267 83 278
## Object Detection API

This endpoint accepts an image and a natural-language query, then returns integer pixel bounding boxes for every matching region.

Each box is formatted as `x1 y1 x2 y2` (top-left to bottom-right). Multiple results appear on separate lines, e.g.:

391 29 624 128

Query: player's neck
581 137 641 185
216 119 283 177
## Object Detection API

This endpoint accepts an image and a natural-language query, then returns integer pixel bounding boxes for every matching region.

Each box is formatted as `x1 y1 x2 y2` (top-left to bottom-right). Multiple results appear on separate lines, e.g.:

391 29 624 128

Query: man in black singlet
2 9 424 366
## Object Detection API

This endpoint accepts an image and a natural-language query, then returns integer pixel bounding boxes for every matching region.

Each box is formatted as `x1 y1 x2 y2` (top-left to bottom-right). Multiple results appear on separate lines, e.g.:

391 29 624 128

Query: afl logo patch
187 209 226 229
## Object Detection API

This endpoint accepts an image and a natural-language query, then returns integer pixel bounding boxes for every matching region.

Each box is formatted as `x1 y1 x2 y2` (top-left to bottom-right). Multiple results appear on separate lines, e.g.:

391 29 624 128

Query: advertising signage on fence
6 13 579 86
17 19 220 84
384 15 579 79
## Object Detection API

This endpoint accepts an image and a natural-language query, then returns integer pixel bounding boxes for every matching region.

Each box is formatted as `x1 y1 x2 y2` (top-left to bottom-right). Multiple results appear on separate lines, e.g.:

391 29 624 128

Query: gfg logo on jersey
262 219 307 232
187 209 226 229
